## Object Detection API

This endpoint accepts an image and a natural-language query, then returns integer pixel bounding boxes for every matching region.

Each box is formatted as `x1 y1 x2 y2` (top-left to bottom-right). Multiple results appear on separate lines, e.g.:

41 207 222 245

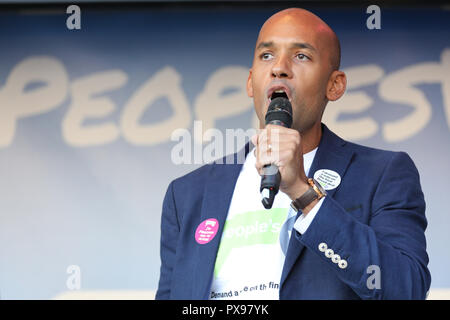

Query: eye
260 52 273 61
296 53 310 61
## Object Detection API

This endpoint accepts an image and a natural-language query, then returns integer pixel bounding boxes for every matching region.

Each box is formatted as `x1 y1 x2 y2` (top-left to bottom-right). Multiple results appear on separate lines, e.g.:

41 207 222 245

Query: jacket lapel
280 123 355 288
192 143 251 299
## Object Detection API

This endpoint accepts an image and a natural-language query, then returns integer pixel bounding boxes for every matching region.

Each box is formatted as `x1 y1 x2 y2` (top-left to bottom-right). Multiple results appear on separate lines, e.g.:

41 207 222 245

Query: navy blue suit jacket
156 124 431 299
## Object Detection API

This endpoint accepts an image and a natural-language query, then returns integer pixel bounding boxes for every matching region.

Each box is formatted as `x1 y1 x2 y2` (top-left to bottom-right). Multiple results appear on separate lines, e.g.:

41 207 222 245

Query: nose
271 54 293 79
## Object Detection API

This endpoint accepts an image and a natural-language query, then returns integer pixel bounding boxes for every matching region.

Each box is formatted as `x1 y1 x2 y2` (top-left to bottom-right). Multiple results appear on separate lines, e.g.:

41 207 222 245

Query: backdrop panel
0 4 448 299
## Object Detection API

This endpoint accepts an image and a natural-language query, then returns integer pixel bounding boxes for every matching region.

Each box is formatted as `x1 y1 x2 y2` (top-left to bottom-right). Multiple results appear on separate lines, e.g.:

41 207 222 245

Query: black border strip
0 1 449 13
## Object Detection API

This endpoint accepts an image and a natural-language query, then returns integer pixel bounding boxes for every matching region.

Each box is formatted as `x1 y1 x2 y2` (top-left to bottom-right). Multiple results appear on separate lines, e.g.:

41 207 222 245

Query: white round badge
313 169 341 190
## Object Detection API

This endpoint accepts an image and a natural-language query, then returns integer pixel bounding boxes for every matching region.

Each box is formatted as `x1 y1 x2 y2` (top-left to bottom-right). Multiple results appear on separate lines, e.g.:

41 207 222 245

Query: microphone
260 96 293 209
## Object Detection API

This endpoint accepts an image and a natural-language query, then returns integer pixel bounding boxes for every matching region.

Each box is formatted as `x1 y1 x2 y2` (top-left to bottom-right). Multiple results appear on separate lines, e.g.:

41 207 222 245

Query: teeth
269 89 288 101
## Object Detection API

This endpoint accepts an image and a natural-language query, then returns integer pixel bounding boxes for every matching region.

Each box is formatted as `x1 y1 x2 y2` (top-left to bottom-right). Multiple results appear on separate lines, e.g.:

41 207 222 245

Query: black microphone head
265 97 293 128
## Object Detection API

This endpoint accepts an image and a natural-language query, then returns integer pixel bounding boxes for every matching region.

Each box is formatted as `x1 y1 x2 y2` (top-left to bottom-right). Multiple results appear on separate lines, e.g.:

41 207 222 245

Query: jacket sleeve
155 181 180 300
297 152 431 299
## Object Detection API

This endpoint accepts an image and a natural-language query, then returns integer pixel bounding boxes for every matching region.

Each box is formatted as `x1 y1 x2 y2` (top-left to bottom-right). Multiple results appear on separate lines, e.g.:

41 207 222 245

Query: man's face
247 13 334 132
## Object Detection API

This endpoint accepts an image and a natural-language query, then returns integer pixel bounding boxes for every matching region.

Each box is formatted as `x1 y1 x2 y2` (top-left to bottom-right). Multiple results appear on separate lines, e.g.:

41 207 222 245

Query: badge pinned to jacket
313 169 341 190
195 218 219 244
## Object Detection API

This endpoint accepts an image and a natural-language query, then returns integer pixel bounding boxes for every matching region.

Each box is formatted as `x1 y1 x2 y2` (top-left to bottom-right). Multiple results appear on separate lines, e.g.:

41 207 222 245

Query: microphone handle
260 164 281 209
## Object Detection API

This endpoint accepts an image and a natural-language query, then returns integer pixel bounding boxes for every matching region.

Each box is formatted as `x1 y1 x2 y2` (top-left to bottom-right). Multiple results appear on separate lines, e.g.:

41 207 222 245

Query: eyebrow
256 41 317 52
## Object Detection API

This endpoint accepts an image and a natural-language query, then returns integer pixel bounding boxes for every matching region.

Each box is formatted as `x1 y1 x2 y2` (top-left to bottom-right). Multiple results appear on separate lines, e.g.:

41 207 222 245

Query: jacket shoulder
323 124 405 164
346 140 397 159
171 163 214 192
342 139 419 178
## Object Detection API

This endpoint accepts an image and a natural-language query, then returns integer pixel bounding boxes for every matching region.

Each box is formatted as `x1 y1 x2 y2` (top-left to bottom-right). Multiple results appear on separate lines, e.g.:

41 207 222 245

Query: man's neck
300 122 322 154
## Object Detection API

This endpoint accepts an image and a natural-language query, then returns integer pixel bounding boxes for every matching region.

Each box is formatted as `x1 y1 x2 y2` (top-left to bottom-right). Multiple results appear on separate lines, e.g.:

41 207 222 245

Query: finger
256 151 280 169
264 125 300 140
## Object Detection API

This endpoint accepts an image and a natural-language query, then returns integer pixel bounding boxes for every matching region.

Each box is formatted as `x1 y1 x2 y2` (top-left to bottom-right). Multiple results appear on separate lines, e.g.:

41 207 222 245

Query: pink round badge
195 218 219 244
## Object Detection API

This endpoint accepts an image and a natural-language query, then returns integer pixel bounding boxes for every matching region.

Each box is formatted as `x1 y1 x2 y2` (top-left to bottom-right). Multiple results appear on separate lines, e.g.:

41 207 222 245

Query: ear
246 69 253 98
326 70 347 101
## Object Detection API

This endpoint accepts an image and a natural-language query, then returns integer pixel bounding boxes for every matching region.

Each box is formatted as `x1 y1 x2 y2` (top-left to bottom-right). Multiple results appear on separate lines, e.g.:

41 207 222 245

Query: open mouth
270 90 289 101
267 86 291 103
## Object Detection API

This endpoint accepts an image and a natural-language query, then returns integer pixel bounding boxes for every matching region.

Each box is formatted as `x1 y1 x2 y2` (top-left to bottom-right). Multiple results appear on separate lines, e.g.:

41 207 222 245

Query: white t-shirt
209 147 322 300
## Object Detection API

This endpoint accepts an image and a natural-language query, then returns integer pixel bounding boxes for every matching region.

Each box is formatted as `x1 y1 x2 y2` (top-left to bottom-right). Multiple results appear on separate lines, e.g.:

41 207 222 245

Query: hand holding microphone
251 96 309 209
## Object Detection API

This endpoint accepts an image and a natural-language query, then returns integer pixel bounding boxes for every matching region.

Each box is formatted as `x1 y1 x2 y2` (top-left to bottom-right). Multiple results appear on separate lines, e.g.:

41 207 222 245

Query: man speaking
156 8 431 299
